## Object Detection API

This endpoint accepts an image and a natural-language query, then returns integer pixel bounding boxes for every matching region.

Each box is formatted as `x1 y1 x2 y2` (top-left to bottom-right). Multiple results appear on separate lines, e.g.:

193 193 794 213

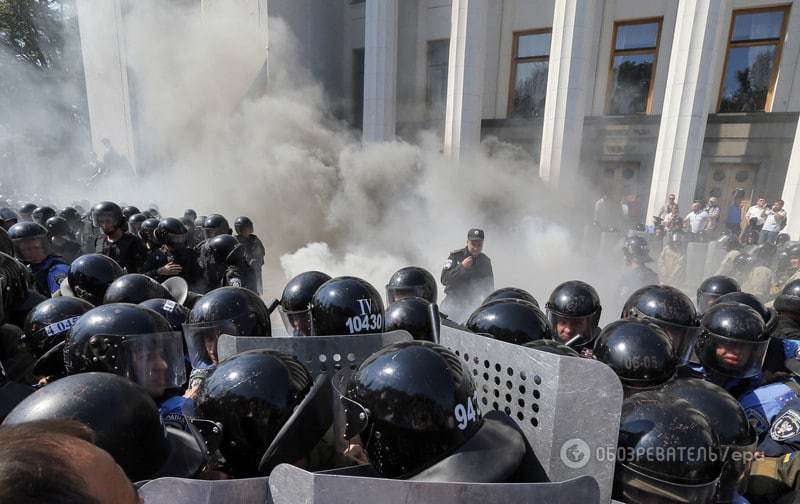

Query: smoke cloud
4 0 629 322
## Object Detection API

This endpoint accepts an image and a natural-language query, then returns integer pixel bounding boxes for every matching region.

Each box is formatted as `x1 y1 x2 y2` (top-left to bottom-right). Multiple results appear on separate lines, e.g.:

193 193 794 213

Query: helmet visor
279 306 313 337
695 331 769 378
546 311 598 346
12 237 49 263
614 463 719 504
696 293 721 315
119 332 187 397
630 309 700 366
165 232 187 248
182 320 237 369
92 211 117 228
386 285 426 304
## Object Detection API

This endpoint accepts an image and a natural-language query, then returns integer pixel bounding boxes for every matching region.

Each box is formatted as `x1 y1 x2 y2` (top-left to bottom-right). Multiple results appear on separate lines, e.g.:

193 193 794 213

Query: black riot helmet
523 339 580 357
593 320 677 398
103 273 175 304
3 372 204 481
202 214 231 239
0 227 11 256
155 217 189 249
696 275 740 315
482 287 539 308
22 296 94 358
58 207 81 232
0 207 18 230
194 349 312 477
660 378 757 502
31 206 56 226
781 278 800 299
338 340 525 480
207 234 247 265
613 391 722 504
121 205 140 220
17 203 36 221
7 222 51 262
695 303 767 378
545 280 602 347
62 254 125 306
45 216 72 238
139 298 190 332
91 201 125 230
622 235 652 262
386 266 438 304
234 216 254 234
139 217 161 246
788 244 800 260
128 213 148 236
715 291 776 332
184 287 271 369
384 297 440 342
0 252 33 325
310 276 384 336
183 209 197 221
63 303 185 399
777 233 791 247
622 285 700 365
466 299 553 345
278 270 331 336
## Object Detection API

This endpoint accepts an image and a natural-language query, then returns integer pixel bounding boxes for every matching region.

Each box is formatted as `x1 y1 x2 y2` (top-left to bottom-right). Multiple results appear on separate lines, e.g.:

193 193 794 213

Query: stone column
645 0 729 223
538 0 599 188
780 118 800 239
75 0 137 170
362 0 398 142
443 0 488 160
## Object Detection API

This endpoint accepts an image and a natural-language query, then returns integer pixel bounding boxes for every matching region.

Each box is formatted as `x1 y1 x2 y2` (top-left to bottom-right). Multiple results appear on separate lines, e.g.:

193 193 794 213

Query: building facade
78 0 800 234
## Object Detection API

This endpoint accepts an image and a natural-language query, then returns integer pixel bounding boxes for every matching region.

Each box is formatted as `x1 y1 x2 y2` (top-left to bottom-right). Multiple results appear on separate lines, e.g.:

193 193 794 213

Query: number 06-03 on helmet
336 340 526 481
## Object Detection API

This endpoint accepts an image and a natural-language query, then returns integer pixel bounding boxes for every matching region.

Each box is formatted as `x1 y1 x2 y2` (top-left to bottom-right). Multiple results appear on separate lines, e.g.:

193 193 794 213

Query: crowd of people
1 195 800 503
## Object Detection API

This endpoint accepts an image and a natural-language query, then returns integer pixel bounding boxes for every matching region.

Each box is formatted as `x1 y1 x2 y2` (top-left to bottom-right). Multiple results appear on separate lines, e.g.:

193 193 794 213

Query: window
606 18 662 115
353 49 365 129
718 6 790 113
426 39 449 119
508 30 550 118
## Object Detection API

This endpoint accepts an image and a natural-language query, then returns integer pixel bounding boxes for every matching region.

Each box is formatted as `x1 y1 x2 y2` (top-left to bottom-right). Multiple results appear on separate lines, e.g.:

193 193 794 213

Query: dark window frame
507 28 552 118
605 17 663 115
426 38 450 119
716 4 791 113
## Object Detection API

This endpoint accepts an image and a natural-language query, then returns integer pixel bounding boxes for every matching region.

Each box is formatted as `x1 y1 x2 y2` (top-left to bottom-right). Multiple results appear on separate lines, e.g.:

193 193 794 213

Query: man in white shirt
759 199 787 244
684 202 709 240
746 198 768 228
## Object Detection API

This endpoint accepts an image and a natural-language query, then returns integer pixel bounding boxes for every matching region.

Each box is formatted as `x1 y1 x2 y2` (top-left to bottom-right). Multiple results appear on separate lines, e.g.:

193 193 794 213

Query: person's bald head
0 420 140 504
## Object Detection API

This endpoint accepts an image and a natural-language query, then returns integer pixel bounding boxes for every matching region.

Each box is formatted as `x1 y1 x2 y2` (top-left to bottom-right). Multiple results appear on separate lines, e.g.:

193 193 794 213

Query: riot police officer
151 218 205 293
92 201 147 274
545 280 602 352
45 216 81 264
440 228 494 323
310 276 383 335
277 270 331 336
0 207 17 231
338 340 525 480
696 275 741 315
384 297 440 342
466 298 552 345
59 254 124 306
7 222 69 296
616 235 659 302
386 266 438 304
234 216 265 294
203 234 257 292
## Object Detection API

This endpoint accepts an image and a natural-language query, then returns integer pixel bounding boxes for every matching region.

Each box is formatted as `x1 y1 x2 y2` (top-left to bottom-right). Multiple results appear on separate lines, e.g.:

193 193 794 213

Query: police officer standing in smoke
441 228 494 322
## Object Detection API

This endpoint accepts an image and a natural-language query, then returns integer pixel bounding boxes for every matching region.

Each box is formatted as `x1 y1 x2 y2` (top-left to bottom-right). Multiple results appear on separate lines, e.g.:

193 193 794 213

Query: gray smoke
5 1 630 320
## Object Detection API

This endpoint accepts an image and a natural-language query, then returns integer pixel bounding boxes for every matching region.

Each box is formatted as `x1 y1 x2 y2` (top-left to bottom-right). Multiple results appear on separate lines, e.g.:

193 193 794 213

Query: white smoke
5 0 628 319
